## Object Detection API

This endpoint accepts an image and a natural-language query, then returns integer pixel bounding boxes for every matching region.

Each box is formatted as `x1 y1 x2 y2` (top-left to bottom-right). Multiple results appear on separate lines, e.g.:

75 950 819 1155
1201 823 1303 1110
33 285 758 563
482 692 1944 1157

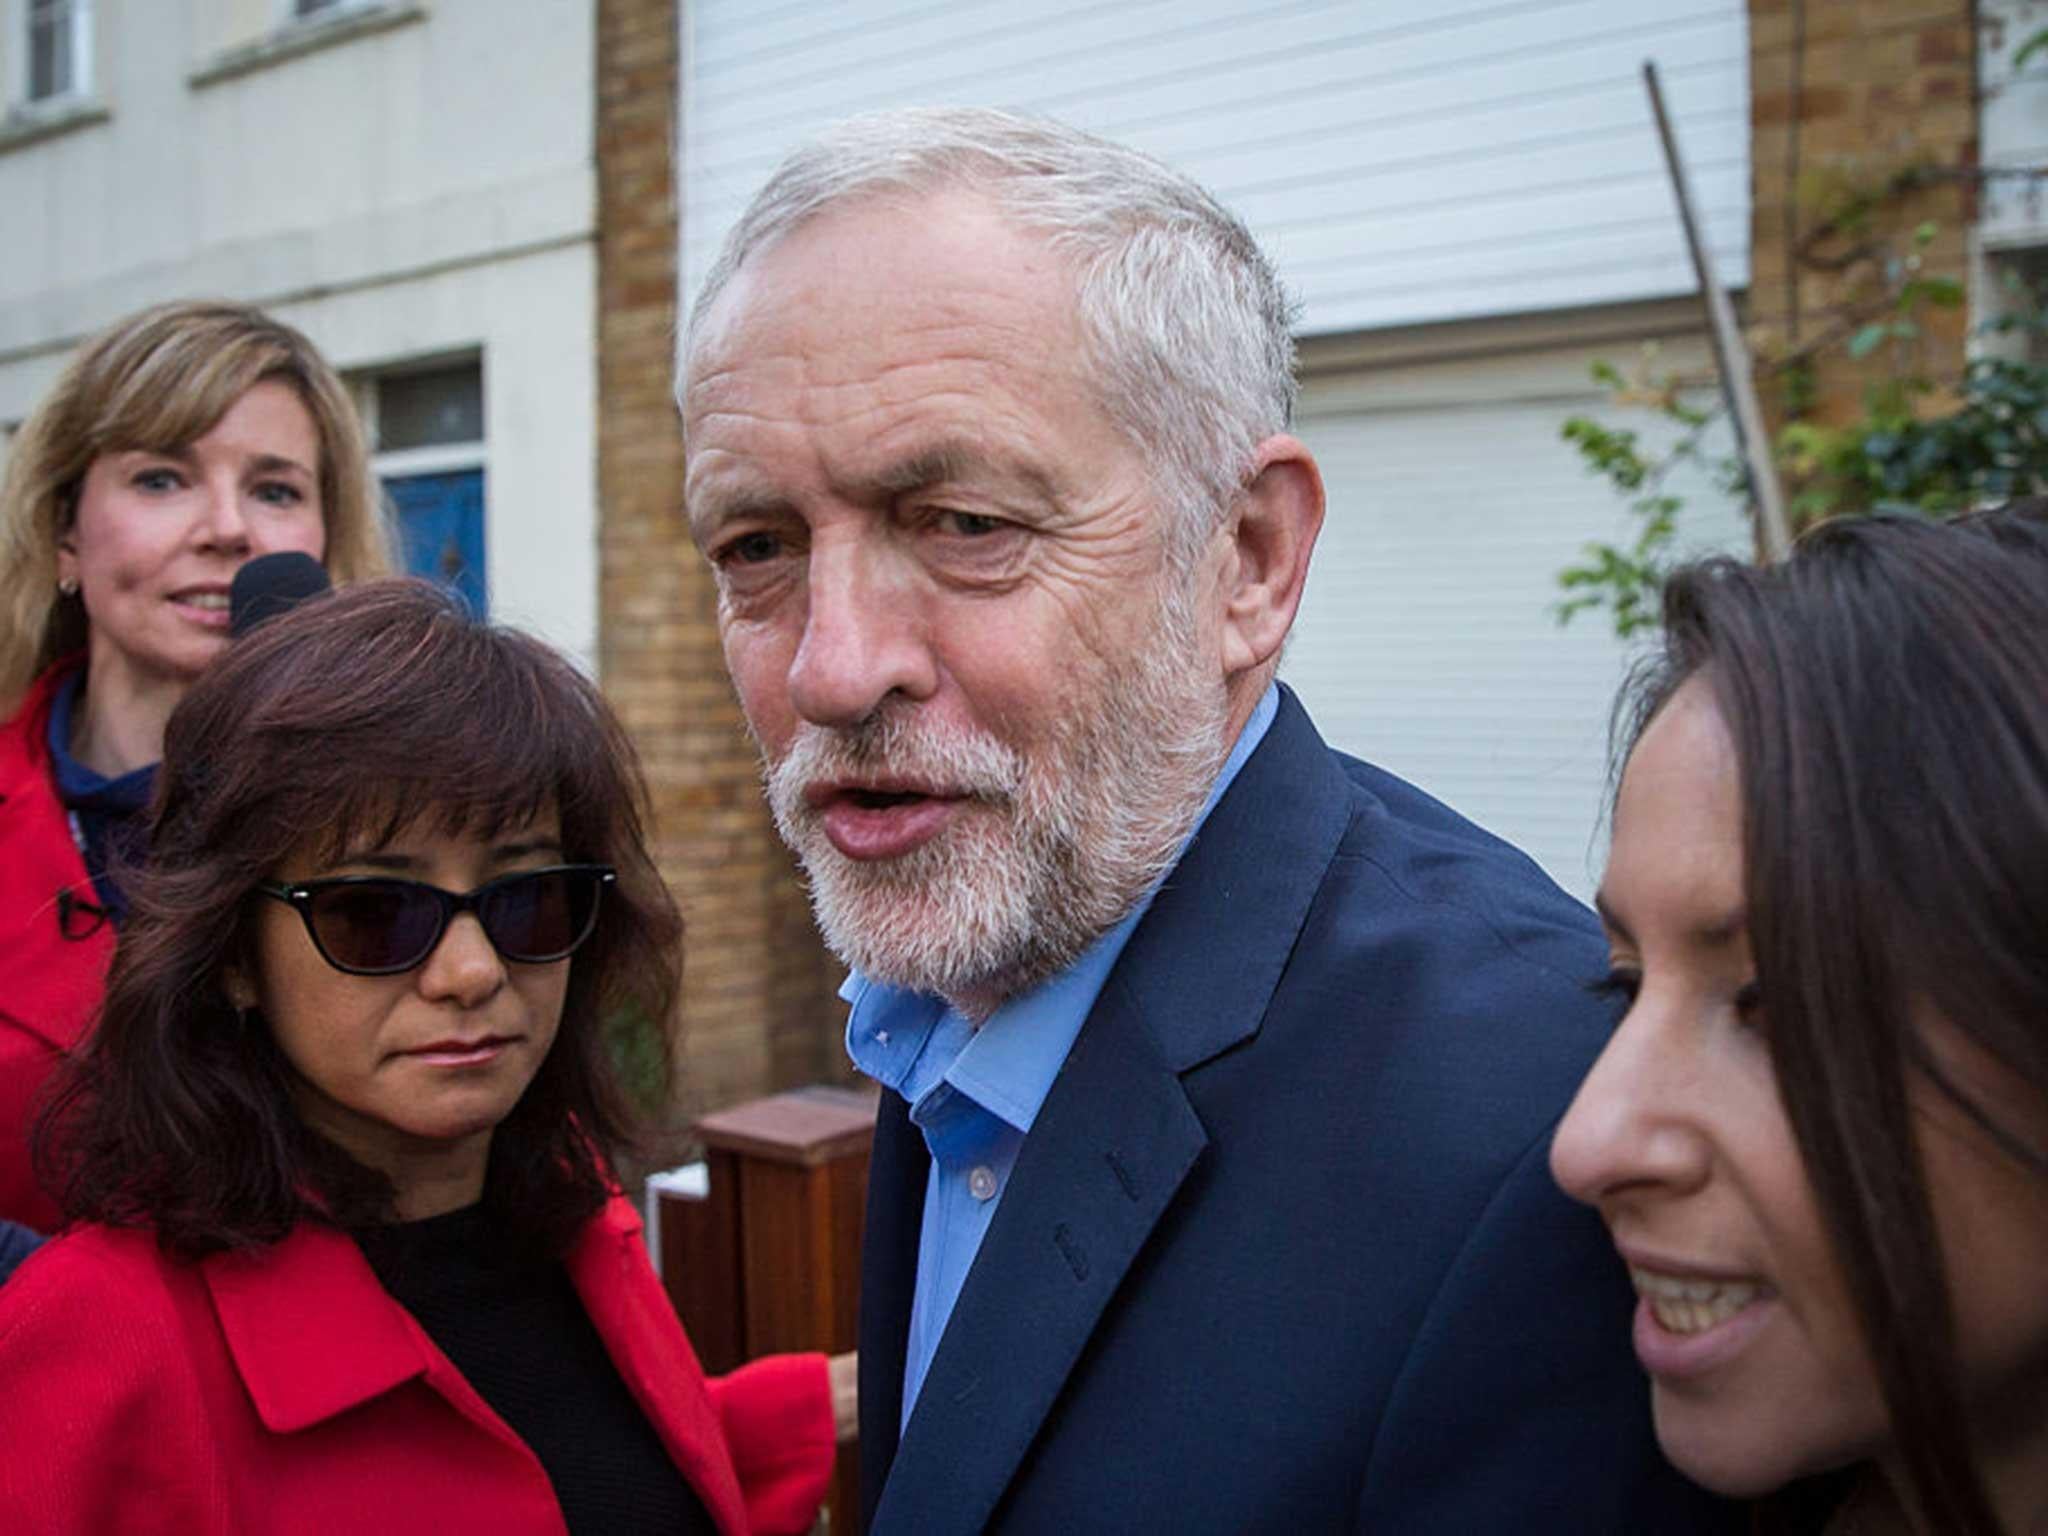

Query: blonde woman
0 300 390 1239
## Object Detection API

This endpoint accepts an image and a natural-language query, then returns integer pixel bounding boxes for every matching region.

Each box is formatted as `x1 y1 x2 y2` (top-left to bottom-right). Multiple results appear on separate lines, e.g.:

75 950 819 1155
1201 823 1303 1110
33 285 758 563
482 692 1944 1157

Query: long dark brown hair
37 579 681 1259
1621 509 2048 1535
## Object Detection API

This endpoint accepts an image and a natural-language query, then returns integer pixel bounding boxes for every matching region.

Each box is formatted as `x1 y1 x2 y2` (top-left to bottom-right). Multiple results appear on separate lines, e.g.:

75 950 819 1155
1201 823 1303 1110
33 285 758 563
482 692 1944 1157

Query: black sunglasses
255 864 615 977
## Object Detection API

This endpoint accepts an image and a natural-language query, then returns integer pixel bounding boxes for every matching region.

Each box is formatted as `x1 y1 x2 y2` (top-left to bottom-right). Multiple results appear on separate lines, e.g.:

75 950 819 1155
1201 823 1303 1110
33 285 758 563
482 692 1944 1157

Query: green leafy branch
1557 234 2048 637
1556 359 1730 638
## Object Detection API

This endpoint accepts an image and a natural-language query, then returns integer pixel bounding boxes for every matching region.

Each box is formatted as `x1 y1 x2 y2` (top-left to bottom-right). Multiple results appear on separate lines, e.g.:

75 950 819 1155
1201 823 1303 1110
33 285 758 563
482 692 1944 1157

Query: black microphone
229 552 332 639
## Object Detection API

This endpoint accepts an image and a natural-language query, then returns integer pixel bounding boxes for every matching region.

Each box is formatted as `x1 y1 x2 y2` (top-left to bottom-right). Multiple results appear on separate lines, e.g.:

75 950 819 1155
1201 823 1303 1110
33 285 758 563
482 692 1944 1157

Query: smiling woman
1550 509 2048 1536
0 579 840 1535
0 300 391 1247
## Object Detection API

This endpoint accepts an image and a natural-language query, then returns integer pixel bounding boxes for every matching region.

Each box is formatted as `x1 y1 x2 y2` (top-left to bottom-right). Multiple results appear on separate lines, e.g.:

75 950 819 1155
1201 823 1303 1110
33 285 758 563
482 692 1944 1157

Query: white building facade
675 0 1755 897
0 0 600 660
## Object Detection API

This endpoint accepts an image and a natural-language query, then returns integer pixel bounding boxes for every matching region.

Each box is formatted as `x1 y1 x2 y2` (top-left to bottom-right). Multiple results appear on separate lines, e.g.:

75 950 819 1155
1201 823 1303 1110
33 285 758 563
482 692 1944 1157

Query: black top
355 1203 717 1536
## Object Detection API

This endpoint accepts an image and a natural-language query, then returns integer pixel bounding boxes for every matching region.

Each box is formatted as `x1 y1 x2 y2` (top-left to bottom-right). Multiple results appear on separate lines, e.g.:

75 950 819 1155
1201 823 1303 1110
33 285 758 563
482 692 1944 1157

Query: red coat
0 658 112 1231
0 1196 834 1535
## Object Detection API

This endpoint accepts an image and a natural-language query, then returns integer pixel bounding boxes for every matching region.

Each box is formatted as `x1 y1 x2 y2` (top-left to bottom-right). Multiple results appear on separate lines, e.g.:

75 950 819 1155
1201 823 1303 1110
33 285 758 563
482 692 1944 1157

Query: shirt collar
844 682 1280 1132
45 666 156 812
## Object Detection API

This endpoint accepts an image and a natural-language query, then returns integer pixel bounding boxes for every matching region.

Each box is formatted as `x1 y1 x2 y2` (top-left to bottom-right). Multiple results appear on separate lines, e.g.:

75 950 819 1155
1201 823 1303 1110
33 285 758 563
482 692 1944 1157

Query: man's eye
938 510 1006 538
721 531 783 565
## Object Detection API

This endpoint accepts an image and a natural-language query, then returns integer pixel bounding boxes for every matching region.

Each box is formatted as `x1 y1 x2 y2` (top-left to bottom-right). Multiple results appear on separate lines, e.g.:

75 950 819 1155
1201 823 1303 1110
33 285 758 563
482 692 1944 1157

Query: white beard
762 587 1230 1014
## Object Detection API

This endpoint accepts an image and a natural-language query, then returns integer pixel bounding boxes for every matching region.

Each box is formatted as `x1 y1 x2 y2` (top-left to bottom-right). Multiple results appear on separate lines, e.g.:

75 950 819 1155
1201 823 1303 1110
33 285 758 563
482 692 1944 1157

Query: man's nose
787 541 938 728
1548 995 1711 1210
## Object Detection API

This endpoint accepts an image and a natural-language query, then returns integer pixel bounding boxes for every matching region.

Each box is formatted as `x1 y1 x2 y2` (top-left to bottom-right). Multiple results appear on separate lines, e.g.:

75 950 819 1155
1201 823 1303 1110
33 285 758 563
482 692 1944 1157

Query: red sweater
0 658 112 1231
0 1196 834 1535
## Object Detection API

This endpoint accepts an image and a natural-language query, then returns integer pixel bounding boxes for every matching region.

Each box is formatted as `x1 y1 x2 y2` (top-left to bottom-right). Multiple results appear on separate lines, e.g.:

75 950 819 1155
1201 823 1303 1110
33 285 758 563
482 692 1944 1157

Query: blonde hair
0 300 394 712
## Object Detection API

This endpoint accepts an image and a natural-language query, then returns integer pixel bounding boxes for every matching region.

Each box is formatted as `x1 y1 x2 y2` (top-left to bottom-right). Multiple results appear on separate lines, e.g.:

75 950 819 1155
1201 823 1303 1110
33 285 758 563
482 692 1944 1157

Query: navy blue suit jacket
856 689 1736 1533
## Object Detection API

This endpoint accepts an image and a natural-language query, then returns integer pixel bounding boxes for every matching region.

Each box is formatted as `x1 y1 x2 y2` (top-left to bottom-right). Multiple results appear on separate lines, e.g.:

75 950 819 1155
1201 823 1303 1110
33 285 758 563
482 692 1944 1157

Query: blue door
384 469 486 614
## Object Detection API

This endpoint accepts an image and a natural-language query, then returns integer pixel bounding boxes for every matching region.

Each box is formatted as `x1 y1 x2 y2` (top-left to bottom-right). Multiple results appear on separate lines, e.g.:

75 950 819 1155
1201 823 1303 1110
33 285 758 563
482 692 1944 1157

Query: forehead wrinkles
687 207 1085 403
690 288 1074 404
687 339 1107 511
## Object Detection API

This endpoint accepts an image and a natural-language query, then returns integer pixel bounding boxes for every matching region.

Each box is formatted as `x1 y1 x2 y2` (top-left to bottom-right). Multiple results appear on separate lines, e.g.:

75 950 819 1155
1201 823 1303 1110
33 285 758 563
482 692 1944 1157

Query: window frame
351 354 488 480
18 0 92 109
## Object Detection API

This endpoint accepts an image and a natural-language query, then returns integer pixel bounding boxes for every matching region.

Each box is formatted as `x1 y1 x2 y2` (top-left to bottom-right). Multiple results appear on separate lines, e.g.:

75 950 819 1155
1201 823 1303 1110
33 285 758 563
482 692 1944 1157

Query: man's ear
1217 433 1325 678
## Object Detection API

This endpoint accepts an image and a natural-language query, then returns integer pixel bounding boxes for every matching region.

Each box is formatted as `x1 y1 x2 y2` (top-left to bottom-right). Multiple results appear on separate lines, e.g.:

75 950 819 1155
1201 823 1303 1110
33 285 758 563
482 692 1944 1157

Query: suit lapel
870 996 1207 1536
1102 687 1354 1074
864 696 1359 1536
868 691 1354 1534
858 1090 928 1528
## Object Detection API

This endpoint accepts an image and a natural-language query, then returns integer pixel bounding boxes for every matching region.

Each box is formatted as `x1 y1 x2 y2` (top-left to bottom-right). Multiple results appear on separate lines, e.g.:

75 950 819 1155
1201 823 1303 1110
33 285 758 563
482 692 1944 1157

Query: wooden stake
1644 59 1793 562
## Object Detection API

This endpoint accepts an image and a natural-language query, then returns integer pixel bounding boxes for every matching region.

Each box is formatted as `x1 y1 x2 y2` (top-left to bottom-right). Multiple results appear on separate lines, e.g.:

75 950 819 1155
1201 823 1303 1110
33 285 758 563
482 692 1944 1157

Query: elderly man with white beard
679 109 1738 1536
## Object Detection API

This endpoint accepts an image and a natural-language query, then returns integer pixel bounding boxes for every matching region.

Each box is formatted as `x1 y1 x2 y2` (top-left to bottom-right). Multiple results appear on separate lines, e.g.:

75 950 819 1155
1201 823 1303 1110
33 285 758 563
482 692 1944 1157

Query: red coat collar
0 655 111 1050
197 1198 751 1534
0 655 81 803
201 1220 427 1432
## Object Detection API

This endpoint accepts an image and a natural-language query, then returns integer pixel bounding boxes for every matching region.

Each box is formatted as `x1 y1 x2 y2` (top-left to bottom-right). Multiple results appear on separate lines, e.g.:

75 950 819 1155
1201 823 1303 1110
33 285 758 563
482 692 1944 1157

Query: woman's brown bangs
199 584 625 874
292 742 581 871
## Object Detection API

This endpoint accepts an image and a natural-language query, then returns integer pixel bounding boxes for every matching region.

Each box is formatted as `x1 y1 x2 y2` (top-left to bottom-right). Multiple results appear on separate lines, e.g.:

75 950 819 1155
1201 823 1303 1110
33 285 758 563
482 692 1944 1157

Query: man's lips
801 777 956 809
807 781 969 861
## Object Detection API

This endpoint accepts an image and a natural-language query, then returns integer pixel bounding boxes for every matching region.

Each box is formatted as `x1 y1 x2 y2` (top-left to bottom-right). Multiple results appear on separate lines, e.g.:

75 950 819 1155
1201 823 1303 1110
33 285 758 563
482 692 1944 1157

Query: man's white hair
680 106 1300 569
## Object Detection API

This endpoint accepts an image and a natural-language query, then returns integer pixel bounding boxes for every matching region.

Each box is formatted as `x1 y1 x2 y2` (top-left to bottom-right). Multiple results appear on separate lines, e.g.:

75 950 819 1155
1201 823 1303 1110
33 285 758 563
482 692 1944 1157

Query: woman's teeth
1630 1267 1763 1334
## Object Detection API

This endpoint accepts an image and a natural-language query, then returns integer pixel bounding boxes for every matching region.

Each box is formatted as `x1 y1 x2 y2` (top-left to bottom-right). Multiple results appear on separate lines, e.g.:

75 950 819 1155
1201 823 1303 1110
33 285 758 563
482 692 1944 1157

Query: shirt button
968 1166 998 1201
875 1029 891 1045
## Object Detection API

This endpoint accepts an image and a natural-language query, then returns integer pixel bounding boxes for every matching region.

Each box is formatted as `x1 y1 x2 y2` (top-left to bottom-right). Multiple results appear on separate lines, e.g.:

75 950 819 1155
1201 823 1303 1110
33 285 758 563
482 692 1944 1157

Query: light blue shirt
843 683 1279 1429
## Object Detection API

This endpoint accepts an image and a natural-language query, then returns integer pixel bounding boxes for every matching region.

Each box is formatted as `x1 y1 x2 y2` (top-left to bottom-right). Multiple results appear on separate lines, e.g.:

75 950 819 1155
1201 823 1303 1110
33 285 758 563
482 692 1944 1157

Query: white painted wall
679 0 1749 334
1980 0 2048 247
1281 314 1752 899
0 0 599 662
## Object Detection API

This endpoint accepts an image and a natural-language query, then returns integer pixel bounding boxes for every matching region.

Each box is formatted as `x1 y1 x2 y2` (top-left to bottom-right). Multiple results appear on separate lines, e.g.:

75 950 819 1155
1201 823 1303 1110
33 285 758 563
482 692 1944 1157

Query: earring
57 577 78 598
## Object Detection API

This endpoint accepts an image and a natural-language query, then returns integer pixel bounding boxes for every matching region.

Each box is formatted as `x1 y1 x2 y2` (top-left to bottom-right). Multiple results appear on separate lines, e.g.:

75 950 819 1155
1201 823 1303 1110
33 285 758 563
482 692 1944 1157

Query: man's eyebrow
863 444 977 497
688 484 793 532
689 440 1063 531
849 440 1061 504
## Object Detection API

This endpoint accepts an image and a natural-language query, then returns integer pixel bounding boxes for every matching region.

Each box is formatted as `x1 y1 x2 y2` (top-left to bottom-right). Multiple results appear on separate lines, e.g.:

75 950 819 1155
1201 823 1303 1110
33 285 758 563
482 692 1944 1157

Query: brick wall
1748 0 1978 428
595 0 848 1124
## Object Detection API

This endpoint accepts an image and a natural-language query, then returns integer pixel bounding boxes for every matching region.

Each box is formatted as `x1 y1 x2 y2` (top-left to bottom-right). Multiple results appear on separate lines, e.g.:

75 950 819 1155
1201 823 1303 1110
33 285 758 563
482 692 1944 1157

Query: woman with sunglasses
0 580 842 1535
1550 510 2048 1534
